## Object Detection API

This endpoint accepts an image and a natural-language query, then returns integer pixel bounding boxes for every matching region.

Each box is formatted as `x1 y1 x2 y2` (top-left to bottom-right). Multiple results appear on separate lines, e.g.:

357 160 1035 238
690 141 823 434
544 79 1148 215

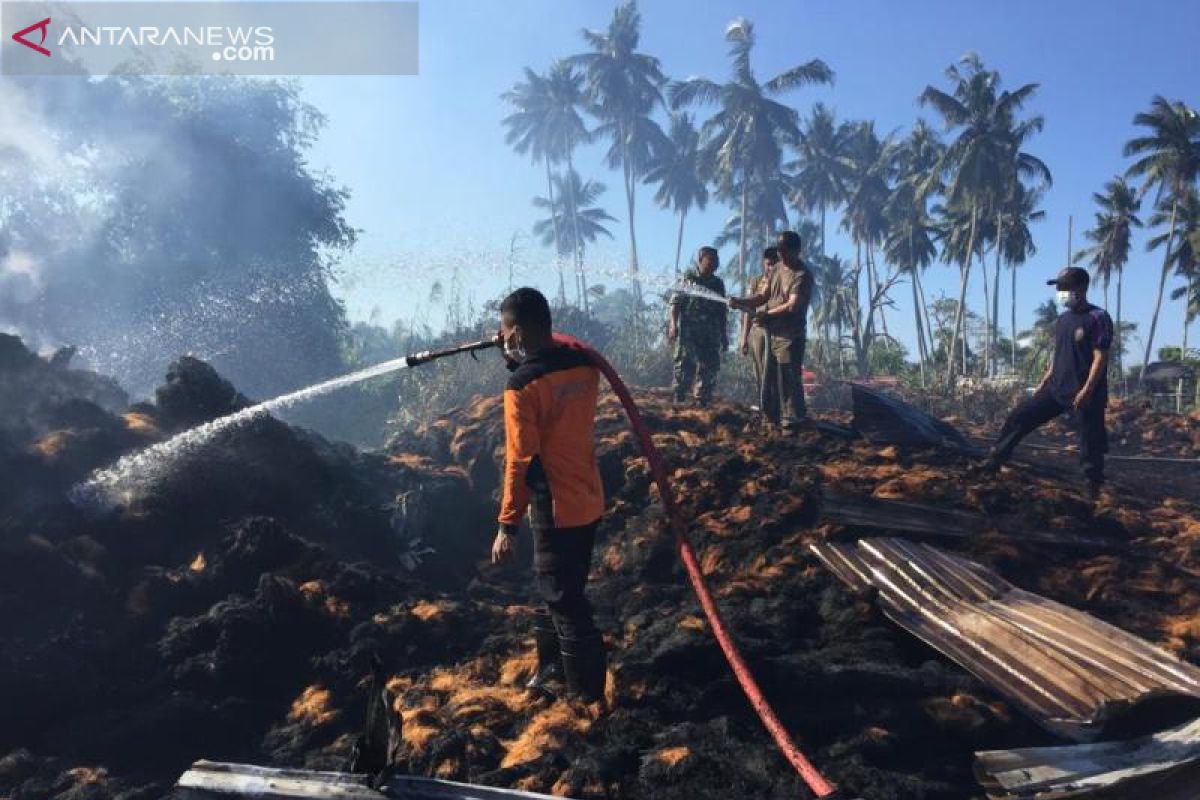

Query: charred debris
1 333 1199 799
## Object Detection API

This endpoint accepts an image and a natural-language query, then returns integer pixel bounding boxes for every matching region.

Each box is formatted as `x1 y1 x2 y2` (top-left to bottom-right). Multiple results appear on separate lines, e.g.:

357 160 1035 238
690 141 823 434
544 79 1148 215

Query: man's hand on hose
667 323 677 342
491 527 516 565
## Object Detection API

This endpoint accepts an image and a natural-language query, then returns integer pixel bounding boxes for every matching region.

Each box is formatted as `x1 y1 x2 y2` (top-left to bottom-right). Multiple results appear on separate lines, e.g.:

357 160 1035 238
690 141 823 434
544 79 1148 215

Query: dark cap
1046 266 1090 291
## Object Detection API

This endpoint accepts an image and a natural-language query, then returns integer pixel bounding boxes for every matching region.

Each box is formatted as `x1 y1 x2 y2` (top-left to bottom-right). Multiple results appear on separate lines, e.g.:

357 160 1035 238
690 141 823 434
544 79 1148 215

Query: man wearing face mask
490 287 607 702
980 267 1114 501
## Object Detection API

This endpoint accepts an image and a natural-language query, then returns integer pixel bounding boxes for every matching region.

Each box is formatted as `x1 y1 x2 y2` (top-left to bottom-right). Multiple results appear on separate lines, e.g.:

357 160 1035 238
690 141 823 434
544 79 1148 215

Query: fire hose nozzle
403 337 499 368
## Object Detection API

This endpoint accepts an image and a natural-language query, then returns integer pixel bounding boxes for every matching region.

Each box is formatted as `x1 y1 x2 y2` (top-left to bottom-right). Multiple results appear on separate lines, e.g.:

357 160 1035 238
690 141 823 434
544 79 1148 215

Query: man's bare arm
763 291 799 317
737 304 752 351
728 290 768 310
1074 349 1108 408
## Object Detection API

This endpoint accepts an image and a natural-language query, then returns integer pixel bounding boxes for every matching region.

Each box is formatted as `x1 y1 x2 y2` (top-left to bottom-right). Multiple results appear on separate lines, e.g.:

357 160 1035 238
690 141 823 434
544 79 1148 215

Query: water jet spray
71 337 500 510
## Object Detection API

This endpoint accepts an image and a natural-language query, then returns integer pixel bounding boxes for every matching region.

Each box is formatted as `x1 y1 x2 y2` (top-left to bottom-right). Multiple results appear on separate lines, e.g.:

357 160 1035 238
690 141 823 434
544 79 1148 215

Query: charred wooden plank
173 761 562 800
174 761 382 800
820 491 1120 550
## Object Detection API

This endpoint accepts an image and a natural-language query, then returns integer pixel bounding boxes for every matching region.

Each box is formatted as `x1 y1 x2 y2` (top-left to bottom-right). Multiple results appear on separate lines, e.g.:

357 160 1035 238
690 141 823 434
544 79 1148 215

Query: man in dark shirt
981 267 1114 500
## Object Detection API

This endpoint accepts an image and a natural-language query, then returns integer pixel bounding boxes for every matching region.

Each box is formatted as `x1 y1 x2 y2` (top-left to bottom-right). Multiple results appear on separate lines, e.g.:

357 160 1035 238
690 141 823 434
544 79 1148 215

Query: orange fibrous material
288 685 339 726
655 746 691 768
500 701 592 768
123 412 160 437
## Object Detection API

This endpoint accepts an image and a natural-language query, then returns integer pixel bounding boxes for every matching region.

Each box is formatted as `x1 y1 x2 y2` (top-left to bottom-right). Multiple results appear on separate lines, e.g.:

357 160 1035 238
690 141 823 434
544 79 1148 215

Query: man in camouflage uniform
668 246 728 406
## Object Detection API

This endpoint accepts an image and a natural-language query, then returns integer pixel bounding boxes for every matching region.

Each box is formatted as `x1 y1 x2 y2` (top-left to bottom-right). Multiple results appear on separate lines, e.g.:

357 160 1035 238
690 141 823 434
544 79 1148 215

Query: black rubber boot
525 612 563 691
561 633 606 703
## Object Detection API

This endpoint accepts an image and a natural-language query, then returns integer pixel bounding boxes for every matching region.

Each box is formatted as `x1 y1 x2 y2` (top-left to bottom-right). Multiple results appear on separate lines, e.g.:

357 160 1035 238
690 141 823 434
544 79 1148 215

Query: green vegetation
491 4 1200 398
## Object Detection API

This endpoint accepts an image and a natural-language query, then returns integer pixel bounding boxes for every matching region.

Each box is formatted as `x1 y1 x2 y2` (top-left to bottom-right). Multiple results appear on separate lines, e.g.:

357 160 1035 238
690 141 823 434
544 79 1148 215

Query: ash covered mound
2 332 1200 800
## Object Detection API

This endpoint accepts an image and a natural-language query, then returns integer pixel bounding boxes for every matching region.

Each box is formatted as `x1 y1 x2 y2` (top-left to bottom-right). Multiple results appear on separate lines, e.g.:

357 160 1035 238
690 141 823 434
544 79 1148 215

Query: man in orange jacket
490 287 606 702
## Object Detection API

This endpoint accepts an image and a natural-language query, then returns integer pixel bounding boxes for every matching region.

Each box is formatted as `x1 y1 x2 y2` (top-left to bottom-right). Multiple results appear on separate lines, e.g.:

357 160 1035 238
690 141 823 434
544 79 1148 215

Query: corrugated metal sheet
974 716 1200 799
849 383 982 455
173 761 561 800
810 538 1200 742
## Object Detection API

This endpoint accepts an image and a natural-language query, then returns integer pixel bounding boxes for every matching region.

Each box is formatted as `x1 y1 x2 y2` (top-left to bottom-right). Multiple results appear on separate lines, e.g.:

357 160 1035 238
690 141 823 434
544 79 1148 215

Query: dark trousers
993 389 1108 483
762 334 807 427
532 520 599 641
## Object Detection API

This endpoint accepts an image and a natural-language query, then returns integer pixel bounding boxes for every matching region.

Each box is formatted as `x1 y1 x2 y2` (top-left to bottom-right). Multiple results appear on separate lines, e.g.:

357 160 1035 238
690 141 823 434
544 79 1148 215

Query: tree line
501 2 1200 389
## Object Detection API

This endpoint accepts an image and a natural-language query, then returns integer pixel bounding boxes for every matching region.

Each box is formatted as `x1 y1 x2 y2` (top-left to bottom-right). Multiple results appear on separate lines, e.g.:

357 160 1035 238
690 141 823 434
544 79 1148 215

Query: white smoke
0 81 67 177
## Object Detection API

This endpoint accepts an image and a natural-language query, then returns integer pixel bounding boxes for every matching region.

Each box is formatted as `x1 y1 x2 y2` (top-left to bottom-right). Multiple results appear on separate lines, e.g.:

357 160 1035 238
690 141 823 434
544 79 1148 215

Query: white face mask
1056 290 1075 311
503 333 527 363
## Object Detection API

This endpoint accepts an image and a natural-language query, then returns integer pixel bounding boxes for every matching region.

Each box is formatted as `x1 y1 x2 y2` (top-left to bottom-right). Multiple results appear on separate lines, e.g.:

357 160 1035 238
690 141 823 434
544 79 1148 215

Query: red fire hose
552 333 837 798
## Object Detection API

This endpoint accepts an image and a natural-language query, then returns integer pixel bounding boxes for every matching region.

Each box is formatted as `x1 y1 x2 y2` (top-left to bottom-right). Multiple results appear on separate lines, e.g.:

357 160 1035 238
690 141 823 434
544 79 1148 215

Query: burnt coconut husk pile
2 333 1199 800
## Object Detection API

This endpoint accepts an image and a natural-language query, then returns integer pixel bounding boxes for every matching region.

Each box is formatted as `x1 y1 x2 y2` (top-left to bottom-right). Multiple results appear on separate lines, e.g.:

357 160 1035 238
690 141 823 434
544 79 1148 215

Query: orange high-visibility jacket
498 345 604 533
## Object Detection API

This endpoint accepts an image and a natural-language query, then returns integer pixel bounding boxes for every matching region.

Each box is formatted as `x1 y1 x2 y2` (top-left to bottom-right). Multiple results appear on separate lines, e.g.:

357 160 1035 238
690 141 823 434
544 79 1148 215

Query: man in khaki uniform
729 231 813 432
736 246 778 414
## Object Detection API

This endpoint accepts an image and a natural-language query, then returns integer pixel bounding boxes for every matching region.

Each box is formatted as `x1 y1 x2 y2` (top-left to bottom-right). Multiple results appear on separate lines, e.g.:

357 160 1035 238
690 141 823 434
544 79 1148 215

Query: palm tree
545 62 595 309
842 121 898 370
789 103 853 254
670 17 833 292
986 118 1051 377
644 113 710 274
501 63 590 304
568 0 669 310
1150 189 1200 362
532 170 614 253
932 201 982 373
811 254 855 376
997 183 1045 373
888 120 940 383
886 121 943 384
711 176 797 279
1168 198 1200 375
1124 96 1200 387
1075 177 1142 385
920 53 1050 384
533 170 617 278
1021 298 1061 378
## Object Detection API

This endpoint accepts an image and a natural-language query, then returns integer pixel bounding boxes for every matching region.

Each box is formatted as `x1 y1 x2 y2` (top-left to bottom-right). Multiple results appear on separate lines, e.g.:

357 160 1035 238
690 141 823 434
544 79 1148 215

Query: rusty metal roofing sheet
974 716 1200 799
810 538 1200 742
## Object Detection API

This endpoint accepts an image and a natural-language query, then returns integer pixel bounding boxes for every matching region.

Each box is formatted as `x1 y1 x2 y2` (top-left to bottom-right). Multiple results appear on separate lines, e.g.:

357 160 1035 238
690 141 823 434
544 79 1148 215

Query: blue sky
301 0 1199 362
